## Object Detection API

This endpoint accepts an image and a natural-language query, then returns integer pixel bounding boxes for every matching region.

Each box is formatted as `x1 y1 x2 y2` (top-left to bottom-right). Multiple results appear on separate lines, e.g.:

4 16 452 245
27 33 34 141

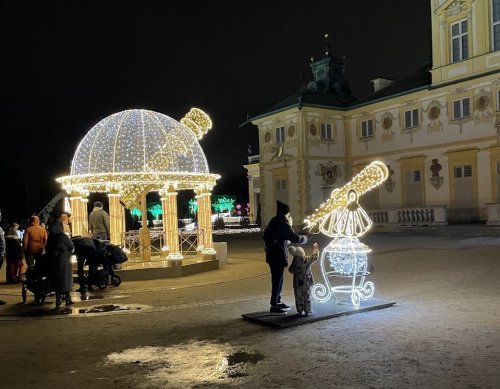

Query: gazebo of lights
57 108 219 263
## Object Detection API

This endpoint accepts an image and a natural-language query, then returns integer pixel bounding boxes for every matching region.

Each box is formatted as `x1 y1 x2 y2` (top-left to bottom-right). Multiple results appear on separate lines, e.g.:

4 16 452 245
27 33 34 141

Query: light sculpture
305 161 389 309
57 108 219 261
180 108 213 140
58 109 218 204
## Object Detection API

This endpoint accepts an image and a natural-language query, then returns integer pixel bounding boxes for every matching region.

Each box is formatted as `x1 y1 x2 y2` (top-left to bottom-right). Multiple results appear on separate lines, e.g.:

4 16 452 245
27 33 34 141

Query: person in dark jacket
5 223 24 283
46 220 75 307
72 236 97 293
263 200 307 315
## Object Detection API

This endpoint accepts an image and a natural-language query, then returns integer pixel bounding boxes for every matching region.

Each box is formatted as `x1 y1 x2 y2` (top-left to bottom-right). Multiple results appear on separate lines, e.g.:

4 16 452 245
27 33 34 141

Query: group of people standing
0 201 110 307
4 199 314 315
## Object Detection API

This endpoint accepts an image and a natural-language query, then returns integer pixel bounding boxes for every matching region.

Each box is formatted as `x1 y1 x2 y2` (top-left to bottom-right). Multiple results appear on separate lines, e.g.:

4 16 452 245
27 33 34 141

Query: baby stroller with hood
21 256 55 304
92 239 128 290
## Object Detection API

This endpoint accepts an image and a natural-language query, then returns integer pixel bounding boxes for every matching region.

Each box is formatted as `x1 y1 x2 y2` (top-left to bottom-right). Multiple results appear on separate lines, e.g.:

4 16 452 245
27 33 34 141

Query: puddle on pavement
221 350 265 378
0 303 143 317
75 294 105 301
78 304 141 314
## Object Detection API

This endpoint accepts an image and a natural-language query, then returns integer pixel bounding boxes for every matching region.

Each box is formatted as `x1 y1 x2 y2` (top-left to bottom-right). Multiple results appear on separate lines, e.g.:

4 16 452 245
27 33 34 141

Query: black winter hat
276 200 290 216
94 201 103 208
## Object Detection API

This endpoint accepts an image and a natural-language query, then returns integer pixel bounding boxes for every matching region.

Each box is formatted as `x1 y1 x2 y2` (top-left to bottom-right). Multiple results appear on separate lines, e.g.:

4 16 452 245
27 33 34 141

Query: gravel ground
0 230 499 389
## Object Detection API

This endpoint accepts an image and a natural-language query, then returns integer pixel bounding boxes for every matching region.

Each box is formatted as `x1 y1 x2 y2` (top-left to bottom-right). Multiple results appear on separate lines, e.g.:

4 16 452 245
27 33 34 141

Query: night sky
1 0 431 221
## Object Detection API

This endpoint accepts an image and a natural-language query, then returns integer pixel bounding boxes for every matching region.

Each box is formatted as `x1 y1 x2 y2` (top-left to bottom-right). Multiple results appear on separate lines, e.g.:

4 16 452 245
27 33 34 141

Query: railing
368 206 448 226
247 155 260 164
179 229 203 255
122 228 203 258
122 229 164 261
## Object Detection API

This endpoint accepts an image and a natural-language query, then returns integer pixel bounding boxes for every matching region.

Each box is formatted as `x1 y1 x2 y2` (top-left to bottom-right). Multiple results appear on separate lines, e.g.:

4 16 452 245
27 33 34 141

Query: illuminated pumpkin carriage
304 161 388 308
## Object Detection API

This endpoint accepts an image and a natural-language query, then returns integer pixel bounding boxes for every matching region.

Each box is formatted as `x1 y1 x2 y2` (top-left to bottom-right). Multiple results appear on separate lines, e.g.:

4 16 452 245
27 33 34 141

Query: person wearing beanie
89 201 110 240
263 200 308 315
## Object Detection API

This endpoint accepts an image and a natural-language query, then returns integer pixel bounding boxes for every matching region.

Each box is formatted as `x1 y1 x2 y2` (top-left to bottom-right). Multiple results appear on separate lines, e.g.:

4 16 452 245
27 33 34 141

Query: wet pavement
0 230 499 388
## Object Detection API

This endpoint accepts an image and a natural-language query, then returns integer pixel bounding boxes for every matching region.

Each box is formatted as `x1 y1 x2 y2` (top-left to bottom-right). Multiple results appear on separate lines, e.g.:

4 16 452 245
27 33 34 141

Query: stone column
139 189 151 261
161 190 182 263
108 193 122 245
247 175 256 224
196 189 215 255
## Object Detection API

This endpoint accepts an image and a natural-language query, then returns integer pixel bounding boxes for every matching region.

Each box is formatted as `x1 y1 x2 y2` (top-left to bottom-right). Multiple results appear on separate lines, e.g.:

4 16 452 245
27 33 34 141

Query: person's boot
65 293 74 306
56 293 62 307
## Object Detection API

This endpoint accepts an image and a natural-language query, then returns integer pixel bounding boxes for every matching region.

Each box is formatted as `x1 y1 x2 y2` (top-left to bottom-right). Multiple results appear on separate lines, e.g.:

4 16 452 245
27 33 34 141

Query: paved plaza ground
0 226 499 388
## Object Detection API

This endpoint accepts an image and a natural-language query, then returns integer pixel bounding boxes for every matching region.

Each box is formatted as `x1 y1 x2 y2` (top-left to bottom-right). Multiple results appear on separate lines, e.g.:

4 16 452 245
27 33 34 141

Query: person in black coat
263 201 307 315
72 236 97 293
5 224 24 283
46 220 74 307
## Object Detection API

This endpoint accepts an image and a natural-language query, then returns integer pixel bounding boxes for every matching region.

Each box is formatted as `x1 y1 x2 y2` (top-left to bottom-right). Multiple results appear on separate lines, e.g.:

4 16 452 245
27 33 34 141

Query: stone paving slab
242 298 396 329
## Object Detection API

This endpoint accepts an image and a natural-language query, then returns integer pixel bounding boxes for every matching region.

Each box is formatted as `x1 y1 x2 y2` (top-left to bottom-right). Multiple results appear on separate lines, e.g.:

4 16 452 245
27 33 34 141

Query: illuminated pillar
80 197 89 237
108 193 122 245
139 189 151 261
161 190 182 261
119 202 125 245
196 189 215 255
70 196 83 236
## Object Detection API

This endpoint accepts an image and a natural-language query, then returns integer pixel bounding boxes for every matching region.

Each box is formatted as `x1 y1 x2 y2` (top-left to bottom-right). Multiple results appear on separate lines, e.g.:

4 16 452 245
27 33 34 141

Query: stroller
21 257 55 304
92 239 128 290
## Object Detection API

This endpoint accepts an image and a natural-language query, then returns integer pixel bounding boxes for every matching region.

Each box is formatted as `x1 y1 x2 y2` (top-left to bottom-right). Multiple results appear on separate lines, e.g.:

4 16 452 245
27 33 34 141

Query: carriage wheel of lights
304 161 389 309
57 108 220 261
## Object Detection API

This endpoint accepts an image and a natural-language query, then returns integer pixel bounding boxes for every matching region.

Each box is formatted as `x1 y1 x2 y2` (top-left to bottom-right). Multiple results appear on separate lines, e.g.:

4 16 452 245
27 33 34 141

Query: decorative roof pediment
435 0 472 17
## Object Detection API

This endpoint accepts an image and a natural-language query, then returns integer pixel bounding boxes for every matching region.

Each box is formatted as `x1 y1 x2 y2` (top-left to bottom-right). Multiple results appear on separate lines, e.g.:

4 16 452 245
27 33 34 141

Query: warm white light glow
310 161 388 308
180 108 213 139
57 108 219 259
57 109 219 207
305 161 388 236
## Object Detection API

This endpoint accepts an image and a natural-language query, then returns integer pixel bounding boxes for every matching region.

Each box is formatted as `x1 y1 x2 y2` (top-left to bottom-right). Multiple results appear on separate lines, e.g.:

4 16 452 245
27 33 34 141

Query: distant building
245 0 500 227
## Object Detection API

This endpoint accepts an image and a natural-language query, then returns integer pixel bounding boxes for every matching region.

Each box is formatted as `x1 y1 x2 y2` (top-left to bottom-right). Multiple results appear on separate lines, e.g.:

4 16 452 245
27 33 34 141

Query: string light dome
57 108 219 207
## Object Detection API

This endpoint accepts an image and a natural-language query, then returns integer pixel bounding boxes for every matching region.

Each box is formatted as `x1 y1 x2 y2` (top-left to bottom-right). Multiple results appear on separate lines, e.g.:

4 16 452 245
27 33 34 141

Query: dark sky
0 0 431 220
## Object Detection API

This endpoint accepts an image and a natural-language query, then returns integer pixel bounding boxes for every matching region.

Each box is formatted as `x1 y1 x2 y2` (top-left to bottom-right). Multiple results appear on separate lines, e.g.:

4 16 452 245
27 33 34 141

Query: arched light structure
57 108 219 262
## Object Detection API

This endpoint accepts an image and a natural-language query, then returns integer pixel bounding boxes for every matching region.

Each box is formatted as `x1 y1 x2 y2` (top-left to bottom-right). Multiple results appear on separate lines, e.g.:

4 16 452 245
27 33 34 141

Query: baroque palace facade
245 0 500 227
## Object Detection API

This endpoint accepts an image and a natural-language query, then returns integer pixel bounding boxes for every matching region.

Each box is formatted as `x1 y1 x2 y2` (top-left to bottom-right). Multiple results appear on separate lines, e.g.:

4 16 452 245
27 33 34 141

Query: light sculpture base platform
242 298 396 329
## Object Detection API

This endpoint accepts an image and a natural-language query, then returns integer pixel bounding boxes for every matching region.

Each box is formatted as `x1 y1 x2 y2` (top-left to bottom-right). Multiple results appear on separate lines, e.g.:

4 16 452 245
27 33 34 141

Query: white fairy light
309 161 388 308
57 108 220 207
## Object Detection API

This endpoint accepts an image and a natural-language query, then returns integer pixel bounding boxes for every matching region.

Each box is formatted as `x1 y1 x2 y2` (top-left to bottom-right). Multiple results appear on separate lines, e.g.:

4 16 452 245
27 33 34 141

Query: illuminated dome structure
57 108 219 262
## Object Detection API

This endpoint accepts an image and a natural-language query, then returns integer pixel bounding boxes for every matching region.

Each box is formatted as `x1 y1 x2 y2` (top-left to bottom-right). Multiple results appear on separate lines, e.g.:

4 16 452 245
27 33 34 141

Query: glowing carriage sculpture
304 161 389 309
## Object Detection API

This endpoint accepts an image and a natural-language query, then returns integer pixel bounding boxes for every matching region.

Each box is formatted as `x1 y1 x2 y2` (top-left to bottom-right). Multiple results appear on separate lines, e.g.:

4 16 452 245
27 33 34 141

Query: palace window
361 119 374 138
320 123 333 140
451 20 469 62
454 165 472 178
493 0 500 50
275 126 285 143
404 109 419 129
452 98 470 119
275 178 288 204
413 170 421 182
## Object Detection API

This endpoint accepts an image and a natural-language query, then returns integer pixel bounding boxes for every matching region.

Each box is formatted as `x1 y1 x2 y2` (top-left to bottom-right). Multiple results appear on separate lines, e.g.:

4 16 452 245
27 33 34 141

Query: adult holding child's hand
263 201 307 315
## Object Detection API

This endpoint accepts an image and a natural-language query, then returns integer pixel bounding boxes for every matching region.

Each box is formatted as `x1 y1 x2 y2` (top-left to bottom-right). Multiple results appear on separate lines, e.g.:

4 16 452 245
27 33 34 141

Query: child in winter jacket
288 243 319 316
